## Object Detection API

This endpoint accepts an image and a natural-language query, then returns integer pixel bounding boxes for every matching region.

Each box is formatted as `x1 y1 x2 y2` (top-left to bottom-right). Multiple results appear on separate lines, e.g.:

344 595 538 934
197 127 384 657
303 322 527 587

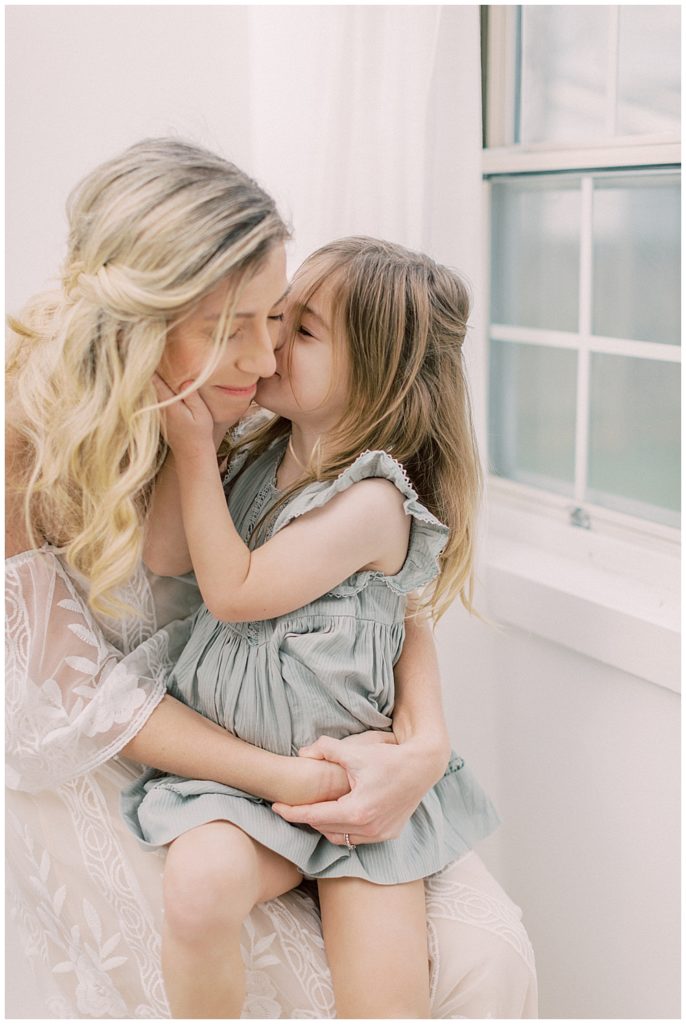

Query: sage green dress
122 439 500 882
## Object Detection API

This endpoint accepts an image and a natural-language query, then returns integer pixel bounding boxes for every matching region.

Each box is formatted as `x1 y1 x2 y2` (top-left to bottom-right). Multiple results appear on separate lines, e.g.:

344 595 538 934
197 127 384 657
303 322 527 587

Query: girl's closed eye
297 324 315 338
268 313 284 323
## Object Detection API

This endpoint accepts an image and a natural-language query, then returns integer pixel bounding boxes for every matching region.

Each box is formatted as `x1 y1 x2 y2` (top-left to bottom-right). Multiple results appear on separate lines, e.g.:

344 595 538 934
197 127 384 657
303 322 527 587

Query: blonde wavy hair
231 236 482 622
7 138 289 614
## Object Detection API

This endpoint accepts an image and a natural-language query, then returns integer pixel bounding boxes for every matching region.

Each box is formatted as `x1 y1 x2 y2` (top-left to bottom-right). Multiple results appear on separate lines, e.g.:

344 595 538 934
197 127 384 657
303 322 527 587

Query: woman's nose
237 324 277 378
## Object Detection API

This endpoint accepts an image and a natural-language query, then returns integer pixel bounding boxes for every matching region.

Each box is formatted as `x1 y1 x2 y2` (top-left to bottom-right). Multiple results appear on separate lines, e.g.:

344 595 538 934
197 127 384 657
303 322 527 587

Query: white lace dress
6 546 538 1018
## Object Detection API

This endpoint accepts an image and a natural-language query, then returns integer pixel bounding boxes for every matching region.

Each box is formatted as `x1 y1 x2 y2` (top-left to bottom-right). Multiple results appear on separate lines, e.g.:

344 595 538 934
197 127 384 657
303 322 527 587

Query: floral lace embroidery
8 807 129 1018
425 869 537 978
59 777 169 1016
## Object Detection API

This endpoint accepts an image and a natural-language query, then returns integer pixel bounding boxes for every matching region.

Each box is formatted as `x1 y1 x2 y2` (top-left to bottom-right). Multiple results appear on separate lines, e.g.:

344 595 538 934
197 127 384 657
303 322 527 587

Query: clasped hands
272 731 434 848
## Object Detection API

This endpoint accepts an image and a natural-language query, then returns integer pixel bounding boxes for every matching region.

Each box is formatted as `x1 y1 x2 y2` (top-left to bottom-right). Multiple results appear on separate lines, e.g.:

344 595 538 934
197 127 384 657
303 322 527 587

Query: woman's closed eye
268 313 284 323
297 324 315 338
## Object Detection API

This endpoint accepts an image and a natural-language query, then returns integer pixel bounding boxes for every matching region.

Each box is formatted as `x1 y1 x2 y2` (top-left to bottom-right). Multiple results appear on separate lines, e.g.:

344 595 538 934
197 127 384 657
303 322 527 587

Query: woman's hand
154 374 215 461
271 731 450 846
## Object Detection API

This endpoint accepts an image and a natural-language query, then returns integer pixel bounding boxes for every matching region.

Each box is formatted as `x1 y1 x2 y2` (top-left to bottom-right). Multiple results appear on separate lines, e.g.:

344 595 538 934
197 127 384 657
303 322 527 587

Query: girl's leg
162 821 301 1018
318 876 430 1019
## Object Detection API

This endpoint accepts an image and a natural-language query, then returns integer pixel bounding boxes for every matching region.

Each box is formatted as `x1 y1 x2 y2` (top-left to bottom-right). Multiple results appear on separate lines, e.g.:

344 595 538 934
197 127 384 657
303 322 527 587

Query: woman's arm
6 546 348 806
143 451 193 577
388 607 452 770
272 609 452 843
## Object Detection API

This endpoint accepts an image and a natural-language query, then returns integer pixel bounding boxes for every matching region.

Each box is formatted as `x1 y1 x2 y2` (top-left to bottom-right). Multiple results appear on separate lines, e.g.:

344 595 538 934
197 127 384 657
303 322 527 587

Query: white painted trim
490 325 681 362
488 475 680 549
485 5 519 148
484 534 680 693
483 481 680 692
482 142 680 175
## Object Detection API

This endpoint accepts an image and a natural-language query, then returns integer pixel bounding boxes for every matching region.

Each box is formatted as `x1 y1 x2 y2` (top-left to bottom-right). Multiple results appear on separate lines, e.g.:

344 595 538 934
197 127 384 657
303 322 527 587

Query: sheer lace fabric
6 547 537 1018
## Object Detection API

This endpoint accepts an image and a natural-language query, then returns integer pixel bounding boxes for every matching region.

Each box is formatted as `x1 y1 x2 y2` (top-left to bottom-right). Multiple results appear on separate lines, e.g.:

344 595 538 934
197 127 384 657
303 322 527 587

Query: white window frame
479 5 681 693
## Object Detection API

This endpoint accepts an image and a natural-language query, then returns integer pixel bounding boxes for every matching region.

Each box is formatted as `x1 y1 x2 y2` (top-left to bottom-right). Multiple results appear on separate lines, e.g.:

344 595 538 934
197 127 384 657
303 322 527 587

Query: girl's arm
158 377 408 622
272 611 452 843
143 418 230 578
121 694 349 806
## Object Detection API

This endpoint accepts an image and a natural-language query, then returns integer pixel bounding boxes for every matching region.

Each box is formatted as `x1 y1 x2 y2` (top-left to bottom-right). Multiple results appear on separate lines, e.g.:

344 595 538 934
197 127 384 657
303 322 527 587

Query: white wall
436 593 681 1019
6 5 253 312
6 5 680 1019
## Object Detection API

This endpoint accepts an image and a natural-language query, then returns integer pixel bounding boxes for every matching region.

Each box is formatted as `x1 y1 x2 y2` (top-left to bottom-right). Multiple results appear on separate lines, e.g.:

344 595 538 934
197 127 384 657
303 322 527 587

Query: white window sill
481 483 680 693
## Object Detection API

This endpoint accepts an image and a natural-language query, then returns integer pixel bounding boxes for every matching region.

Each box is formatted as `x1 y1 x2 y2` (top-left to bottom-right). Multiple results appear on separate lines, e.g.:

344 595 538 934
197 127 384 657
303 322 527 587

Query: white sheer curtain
244 6 481 265
242 4 487 438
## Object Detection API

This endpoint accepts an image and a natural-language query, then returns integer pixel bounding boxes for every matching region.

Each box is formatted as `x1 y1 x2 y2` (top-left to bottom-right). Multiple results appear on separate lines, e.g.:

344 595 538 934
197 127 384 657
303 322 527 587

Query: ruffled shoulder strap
271 450 449 595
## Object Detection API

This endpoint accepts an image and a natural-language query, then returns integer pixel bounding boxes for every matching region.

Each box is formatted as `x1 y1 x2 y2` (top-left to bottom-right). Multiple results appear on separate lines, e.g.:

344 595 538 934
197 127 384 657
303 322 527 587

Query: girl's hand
275 753 350 807
271 731 448 846
154 374 215 461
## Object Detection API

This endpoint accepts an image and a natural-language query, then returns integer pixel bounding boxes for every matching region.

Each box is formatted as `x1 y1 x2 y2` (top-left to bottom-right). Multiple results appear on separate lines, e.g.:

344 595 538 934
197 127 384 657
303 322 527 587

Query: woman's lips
214 383 257 396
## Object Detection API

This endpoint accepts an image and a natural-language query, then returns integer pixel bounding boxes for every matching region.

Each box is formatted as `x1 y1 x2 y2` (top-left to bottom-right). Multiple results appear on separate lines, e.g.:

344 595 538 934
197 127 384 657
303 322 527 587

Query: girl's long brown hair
231 236 482 622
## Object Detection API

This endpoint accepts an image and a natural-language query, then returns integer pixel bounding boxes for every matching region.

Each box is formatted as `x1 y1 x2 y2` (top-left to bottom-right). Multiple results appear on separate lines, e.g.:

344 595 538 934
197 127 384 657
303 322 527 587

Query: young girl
123 236 501 1018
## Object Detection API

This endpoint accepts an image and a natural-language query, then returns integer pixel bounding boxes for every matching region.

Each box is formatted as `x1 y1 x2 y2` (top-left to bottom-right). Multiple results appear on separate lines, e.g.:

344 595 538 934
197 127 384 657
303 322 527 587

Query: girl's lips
215 383 257 396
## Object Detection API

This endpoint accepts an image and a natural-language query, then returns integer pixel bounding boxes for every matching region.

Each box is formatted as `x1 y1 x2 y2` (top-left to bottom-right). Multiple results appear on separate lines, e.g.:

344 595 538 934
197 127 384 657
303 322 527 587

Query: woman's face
159 244 288 426
256 273 350 434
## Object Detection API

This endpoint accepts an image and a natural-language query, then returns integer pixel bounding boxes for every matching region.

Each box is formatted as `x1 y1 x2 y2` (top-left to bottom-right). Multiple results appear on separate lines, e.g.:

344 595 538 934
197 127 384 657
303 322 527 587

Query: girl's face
159 244 288 425
255 273 350 433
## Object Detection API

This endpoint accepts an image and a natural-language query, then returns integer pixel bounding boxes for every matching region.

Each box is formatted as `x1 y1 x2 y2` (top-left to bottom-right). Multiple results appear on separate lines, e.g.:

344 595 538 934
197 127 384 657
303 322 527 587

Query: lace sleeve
5 549 194 794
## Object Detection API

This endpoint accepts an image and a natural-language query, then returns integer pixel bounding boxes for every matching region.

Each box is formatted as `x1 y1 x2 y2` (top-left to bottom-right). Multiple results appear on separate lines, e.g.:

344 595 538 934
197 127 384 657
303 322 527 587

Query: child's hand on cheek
153 373 215 462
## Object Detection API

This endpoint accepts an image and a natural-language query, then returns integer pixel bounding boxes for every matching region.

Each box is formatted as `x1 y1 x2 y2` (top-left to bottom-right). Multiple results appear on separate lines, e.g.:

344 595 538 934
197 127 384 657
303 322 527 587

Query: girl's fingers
152 372 175 400
298 736 352 768
177 380 213 419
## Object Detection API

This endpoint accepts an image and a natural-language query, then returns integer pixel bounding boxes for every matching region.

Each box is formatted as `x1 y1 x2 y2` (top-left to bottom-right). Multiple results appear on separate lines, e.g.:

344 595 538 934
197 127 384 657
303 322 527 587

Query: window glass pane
491 178 580 332
616 6 681 136
592 174 680 345
519 6 609 144
489 340 577 494
587 354 680 527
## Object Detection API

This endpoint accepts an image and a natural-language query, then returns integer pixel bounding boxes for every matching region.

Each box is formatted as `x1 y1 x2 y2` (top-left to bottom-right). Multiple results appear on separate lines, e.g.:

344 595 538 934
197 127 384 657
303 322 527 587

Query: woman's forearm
393 611 451 775
120 694 348 805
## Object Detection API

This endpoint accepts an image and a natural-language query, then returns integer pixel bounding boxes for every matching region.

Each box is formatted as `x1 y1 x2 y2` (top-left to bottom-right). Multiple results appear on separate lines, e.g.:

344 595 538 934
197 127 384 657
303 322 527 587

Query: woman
6 138 537 1018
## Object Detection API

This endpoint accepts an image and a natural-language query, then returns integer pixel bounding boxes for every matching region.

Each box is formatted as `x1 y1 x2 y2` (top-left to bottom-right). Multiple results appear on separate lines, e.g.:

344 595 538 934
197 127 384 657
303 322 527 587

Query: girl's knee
163 826 259 942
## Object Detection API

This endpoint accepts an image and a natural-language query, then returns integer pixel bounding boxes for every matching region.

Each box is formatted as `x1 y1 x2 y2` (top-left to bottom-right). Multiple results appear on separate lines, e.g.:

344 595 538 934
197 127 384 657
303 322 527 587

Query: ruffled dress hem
122 756 500 884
